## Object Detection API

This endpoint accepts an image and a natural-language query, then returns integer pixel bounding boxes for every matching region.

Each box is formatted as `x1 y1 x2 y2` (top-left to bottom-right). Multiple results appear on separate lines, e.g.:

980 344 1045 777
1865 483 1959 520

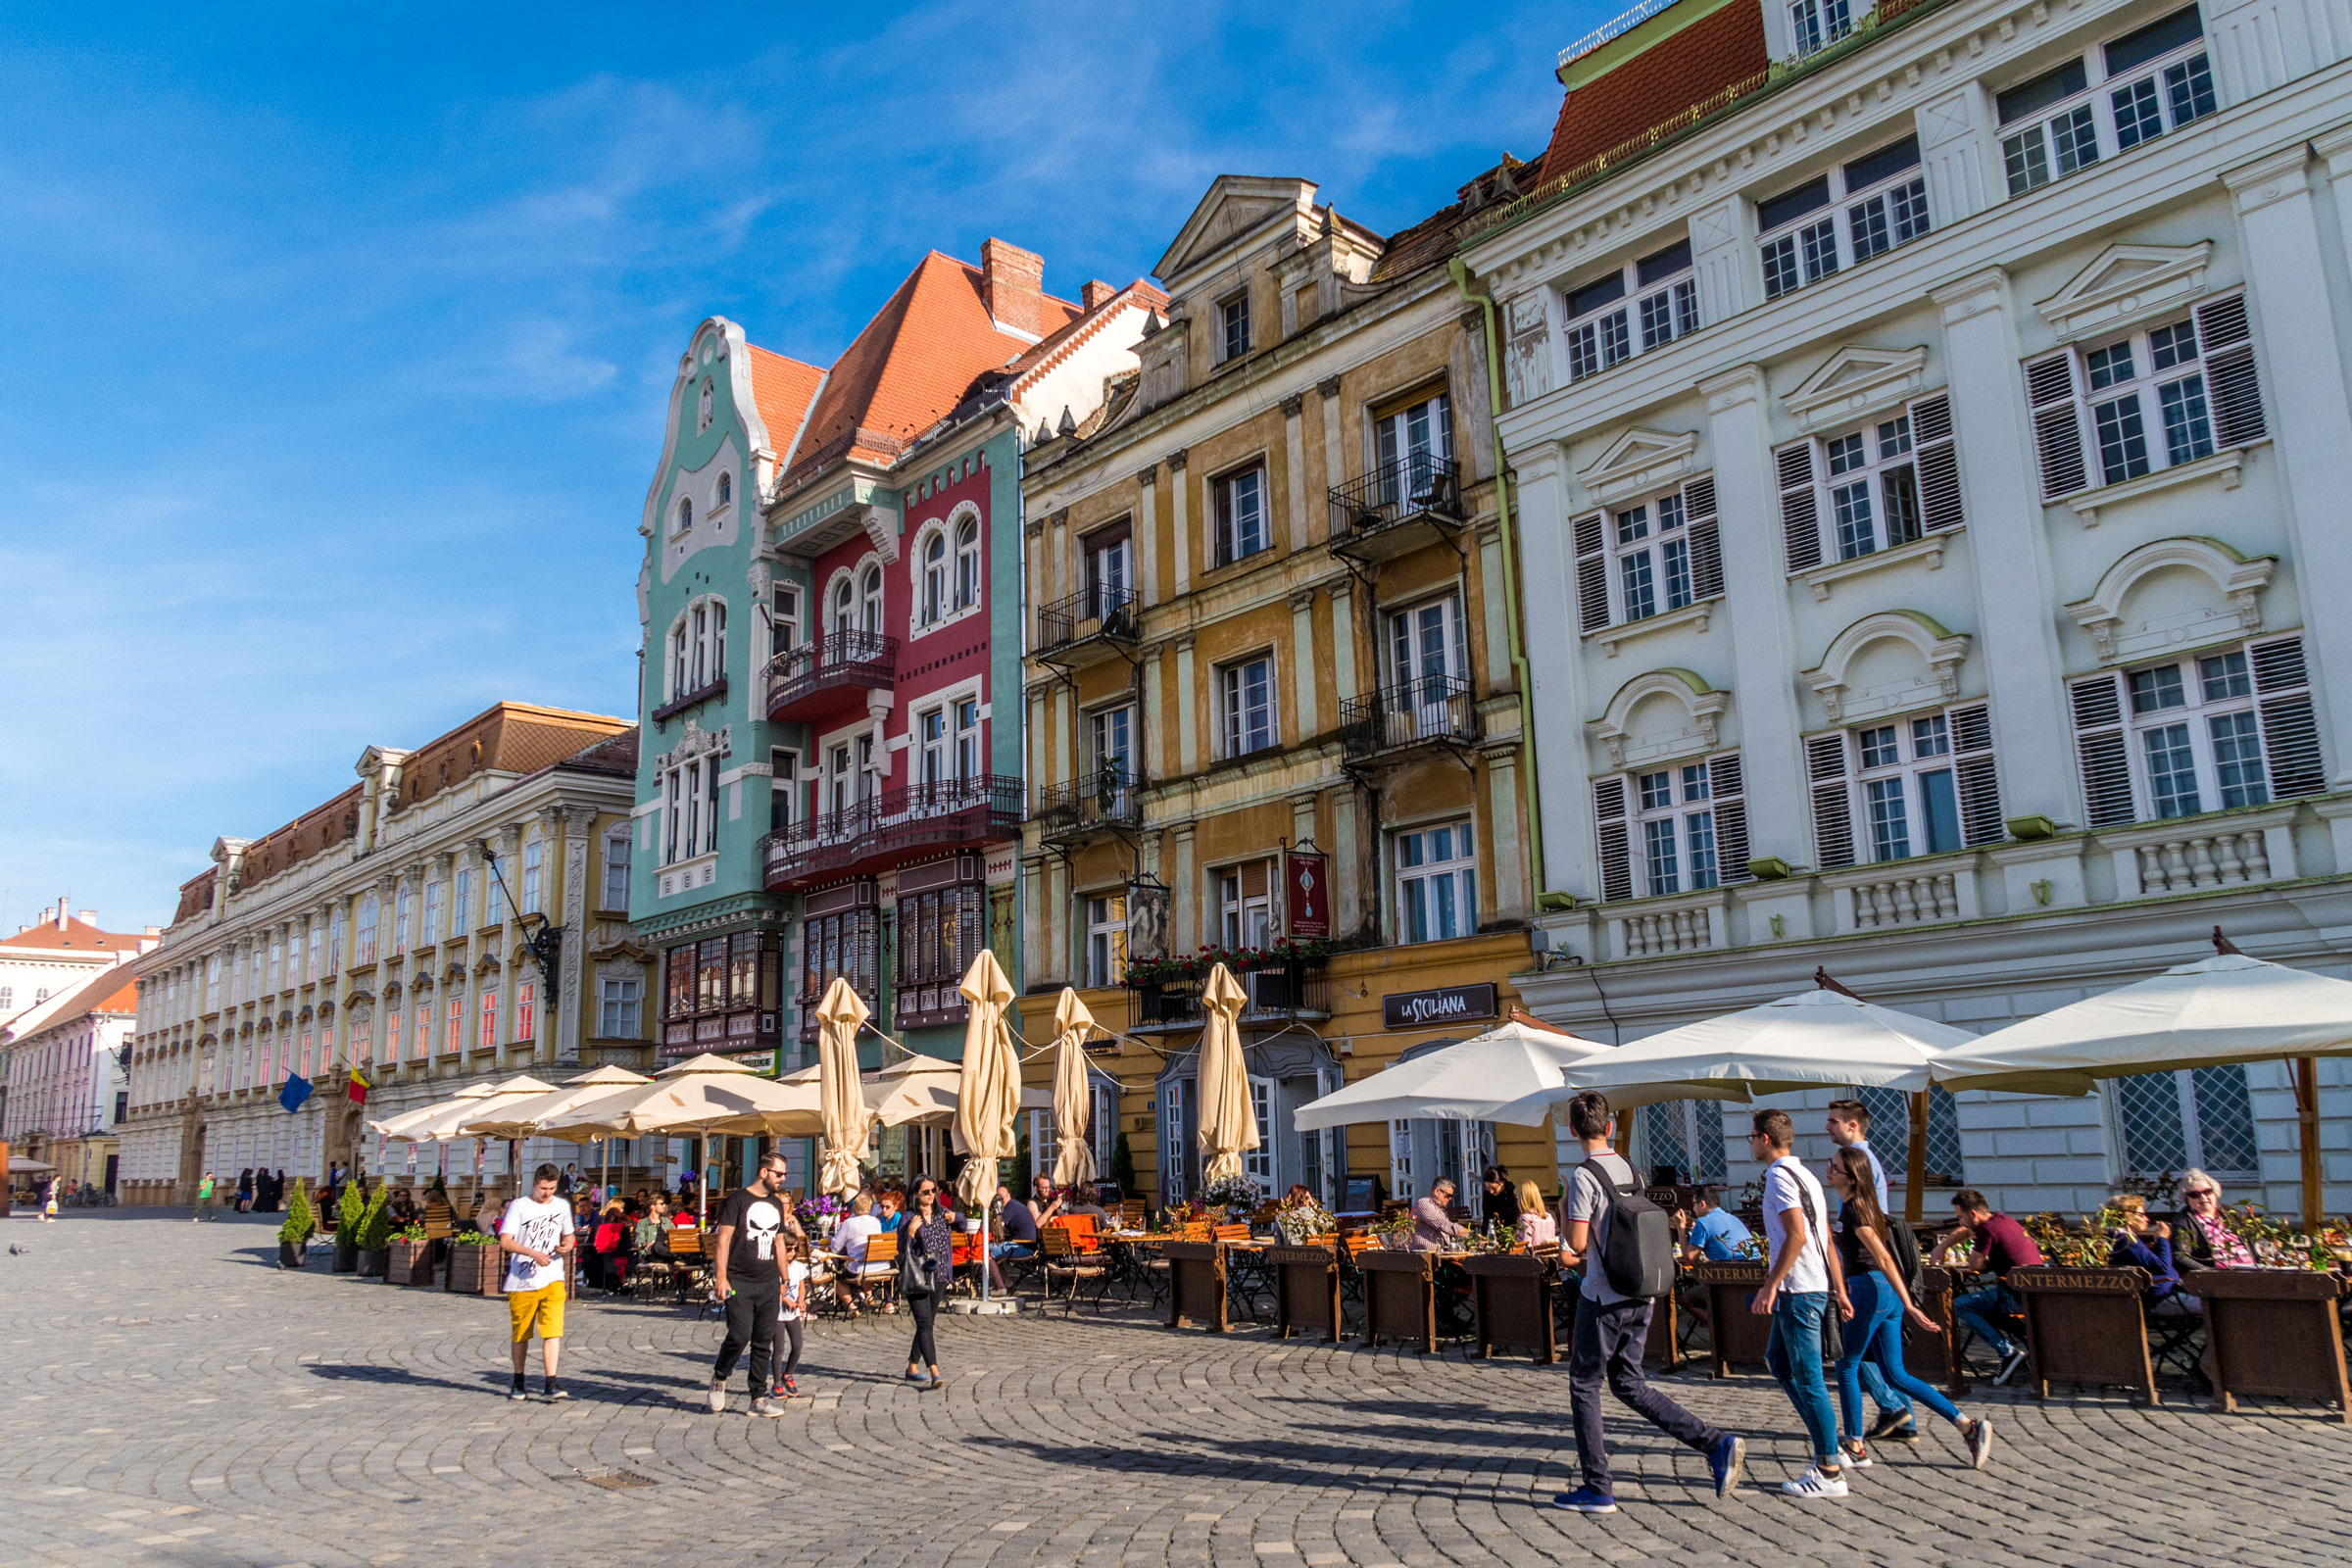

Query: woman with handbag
901 1175 954 1392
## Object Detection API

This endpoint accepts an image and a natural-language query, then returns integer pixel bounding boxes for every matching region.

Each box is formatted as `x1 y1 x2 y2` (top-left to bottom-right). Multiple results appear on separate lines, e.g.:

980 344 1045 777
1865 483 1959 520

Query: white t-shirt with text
1760 1156 1831 1296
499 1195 574 1294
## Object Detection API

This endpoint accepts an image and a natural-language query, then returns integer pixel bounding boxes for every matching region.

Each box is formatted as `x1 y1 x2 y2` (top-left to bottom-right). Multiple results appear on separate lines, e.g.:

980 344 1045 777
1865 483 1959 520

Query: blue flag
279 1073 314 1113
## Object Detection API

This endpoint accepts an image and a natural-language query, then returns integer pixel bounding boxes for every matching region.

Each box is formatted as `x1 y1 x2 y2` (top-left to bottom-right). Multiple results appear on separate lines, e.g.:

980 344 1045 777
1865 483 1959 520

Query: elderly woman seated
2170 1169 2255 1271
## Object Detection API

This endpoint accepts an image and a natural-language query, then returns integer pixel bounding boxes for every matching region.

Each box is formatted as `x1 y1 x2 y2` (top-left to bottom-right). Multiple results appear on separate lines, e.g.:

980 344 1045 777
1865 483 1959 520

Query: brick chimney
1082 279 1117 311
980 238 1045 338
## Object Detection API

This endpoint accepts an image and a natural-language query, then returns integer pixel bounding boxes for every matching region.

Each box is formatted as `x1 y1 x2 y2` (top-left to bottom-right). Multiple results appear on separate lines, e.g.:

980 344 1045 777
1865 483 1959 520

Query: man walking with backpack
1554 1091 1744 1514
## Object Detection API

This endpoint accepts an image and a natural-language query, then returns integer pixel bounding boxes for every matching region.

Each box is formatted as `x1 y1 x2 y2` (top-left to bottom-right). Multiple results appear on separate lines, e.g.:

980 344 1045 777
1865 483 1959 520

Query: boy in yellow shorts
500 1162 575 1401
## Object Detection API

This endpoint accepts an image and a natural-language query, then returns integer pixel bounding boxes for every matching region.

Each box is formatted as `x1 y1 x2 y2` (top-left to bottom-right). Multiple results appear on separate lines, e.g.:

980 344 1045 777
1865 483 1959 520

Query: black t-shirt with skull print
713 1186 787 1285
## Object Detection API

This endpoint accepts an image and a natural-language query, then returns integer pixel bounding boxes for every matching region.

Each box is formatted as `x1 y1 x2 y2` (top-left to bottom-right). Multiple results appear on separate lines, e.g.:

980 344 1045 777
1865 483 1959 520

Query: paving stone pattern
2 1212 2347 1567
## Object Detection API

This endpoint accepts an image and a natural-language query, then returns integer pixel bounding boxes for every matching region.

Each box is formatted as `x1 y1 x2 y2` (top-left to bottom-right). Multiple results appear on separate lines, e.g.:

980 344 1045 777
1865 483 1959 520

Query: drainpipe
1448 257 1547 902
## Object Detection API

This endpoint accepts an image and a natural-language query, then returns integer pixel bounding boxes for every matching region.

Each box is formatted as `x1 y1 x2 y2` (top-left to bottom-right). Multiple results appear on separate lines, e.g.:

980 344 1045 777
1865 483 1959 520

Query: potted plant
331 1181 365 1273
445 1227 505 1296
277 1186 314 1269
386 1221 434 1286
355 1185 394 1278
1200 1174 1262 1222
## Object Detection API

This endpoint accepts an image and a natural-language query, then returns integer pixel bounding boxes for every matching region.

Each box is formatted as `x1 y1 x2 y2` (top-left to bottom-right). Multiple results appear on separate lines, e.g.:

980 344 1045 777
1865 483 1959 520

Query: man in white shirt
1748 1108 1849 1499
1825 1098 1912 1443
832 1194 885 1313
499 1162 576 1402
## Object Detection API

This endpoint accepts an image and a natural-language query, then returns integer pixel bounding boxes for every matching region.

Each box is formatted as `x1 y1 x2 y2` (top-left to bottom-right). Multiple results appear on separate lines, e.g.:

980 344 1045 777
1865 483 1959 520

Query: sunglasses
2184 1188 2217 1199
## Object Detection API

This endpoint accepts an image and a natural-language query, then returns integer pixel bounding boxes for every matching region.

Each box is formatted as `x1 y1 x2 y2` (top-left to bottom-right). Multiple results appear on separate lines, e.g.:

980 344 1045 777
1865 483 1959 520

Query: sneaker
782 1376 799 1396
904 1369 927 1383
923 1376 945 1393
509 1377 528 1402
1839 1441 1873 1469
542 1381 567 1402
748 1396 784 1418
1866 1410 1917 1444
1993 1348 2029 1387
1550 1485 1618 1514
1782 1466 1848 1499
1964 1416 1995 1471
1708 1435 1745 1500
707 1380 728 1414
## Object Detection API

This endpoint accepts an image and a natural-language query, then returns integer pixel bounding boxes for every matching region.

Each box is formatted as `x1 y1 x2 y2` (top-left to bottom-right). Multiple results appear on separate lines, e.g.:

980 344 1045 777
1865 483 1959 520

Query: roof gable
1152 176 1320 288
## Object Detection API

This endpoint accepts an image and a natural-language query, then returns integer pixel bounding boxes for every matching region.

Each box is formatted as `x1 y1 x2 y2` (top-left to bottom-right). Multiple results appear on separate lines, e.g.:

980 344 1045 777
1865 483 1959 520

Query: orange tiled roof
746 346 824 458
1534 0 1769 188
0 917 146 954
781 252 1084 488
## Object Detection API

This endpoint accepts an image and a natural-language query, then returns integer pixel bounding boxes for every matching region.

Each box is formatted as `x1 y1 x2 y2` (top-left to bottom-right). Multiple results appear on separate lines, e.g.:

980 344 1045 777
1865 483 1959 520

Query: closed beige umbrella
1194 962 1257 1188
1049 987 1099 1193
816 977 872 1199
953 950 1020 1211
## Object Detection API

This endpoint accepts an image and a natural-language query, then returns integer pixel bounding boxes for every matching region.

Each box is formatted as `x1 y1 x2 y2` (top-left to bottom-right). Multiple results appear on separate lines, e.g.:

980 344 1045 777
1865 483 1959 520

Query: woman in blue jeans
1825 1150 1995 1471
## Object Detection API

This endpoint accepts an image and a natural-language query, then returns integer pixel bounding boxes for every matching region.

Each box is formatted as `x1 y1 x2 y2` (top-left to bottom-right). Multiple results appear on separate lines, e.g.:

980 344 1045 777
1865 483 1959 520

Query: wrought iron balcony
764 630 899 726
650 674 728 726
1033 583 1139 667
1340 672 1481 762
761 773 1022 892
1032 764 1143 841
1327 454 1464 564
1133 963 1332 1030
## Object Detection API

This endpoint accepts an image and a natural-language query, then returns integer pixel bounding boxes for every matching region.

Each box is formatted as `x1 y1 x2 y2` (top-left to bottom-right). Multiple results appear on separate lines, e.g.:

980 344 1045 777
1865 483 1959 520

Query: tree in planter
336 1181 366 1249
278 1186 315 1259
1009 1125 1032 1200
357 1183 394 1252
1111 1131 1137 1199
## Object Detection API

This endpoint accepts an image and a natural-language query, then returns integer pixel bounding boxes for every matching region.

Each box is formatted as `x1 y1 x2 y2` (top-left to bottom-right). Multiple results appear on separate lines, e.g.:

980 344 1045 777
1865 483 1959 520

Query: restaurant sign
1382 982 1500 1030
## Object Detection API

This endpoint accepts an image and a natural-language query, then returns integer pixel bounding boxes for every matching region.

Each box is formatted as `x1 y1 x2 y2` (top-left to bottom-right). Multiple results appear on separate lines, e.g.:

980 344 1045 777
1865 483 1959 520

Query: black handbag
900 1229 939 1298
1812 1183 1844 1366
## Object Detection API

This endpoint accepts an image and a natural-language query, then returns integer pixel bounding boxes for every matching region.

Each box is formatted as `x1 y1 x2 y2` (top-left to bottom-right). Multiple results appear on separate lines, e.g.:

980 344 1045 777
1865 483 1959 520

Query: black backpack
1885 1213 1929 1304
1581 1161 1676 1299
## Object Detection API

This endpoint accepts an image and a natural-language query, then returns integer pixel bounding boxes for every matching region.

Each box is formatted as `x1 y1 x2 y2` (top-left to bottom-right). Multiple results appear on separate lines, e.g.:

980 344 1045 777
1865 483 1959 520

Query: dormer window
1997 7 2216 199
1563 239 1697 382
1788 0 1852 57
1221 292 1252 362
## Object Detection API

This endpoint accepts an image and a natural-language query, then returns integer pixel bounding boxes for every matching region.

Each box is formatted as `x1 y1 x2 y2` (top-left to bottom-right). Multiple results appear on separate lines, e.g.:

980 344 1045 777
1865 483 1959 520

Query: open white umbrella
815 978 872 1199
1049 988 1099 1193
399 1076 559 1142
1194 963 1256 1189
1932 942 2352 1220
457 1064 653 1200
367 1081 498 1142
542 1054 820 1225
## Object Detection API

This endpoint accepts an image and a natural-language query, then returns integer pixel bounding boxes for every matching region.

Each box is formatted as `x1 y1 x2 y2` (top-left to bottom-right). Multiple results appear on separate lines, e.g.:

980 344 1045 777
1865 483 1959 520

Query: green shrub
335 1181 365 1247
1110 1131 1136 1198
278 1185 314 1247
356 1183 394 1251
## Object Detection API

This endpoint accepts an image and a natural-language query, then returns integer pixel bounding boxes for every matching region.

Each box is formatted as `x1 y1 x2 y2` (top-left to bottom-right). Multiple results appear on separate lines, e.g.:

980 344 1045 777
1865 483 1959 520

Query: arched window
716 470 732 507
921 531 948 624
675 496 693 535
954 515 981 610
860 565 884 633
831 578 855 642
697 377 713 433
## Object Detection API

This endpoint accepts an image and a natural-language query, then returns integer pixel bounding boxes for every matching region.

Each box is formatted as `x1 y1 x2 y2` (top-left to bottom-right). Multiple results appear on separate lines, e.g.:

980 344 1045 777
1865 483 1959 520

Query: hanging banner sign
1382 982 1500 1030
1283 852 1330 940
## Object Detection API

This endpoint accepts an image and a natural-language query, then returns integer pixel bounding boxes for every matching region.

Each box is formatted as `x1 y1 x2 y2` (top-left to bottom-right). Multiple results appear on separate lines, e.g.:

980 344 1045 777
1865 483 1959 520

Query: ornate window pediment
2066 535 2276 664
1589 667 1729 769
1781 345 1930 434
2034 242 2212 344
1577 427 1700 507
1804 611 1971 723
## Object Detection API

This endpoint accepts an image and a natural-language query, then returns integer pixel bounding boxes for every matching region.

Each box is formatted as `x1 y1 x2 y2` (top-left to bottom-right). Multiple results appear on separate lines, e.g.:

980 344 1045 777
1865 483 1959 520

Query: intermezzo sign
1382 982 1500 1030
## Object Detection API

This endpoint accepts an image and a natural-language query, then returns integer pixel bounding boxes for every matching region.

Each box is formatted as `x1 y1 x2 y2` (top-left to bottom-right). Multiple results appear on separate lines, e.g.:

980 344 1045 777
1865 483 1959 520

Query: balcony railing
1327 454 1463 550
650 673 728 726
1032 765 1143 838
1340 673 1480 761
762 773 1022 891
1034 583 1139 661
764 629 899 723
1134 963 1331 1029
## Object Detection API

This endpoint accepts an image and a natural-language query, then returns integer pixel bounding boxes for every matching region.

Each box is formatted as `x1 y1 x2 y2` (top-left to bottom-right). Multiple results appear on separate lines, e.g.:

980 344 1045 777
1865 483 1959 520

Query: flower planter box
386 1239 435 1287
1688 1260 1773 1379
1465 1253 1556 1364
445 1242 505 1297
2011 1264 2157 1404
1269 1245 1341 1344
1163 1240 1229 1333
1359 1249 1437 1354
331 1242 359 1274
2192 1265 2352 1420
356 1249 389 1279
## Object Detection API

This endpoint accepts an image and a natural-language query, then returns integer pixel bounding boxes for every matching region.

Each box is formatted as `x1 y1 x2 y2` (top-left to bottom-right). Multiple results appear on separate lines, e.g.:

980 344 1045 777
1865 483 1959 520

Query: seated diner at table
1409 1178 1467 1252
1481 1165 1519 1231
834 1195 888 1315
1031 1176 1066 1228
2103 1193 2189 1308
1679 1187 1754 1264
992 1182 1040 1291
1928 1189 2043 1385
2170 1168 2254 1270
1514 1180 1556 1248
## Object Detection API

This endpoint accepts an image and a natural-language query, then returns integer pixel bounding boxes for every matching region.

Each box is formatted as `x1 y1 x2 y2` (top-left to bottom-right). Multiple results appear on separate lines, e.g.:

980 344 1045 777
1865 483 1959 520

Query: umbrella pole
2295 1056 2323 1225
1905 1092 1930 1226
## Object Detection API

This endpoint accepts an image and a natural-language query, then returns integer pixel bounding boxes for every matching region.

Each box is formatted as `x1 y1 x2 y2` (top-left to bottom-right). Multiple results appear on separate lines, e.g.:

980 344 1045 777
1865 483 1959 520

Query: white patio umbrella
1931 942 2352 1220
366 1081 498 1142
1049 988 1100 1194
398 1075 559 1142
815 978 872 1200
541 1054 821 1226
1194 963 1257 1190
457 1064 652 1200
955 950 1021 1304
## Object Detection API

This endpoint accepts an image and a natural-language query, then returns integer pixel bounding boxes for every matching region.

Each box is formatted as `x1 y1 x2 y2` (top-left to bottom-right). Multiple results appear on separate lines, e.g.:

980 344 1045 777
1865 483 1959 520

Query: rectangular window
770 584 799 659
1395 820 1478 943
1581 475 1722 631
2113 1062 2259 1179
393 887 412 957
1085 894 1127 988
1778 394 1958 575
1759 135 1927 302
1219 656 1277 757
955 699 981 780
385 1008 401 1064
1815 704 2001 867
600 976 643 1039
1082 524 1133 616
479 991 499 1052
1788 0 1852 54
522 839 544 912
1564 239 1696 381
517 980 536 1042
1218 859 1276 948
918 707 948 787
2082 642 2318 823
452 868 470 938
1999 14 2214 198
444 995 463 1054
602 830 630 910
1213 466 1268 564
1612 755 1746 900
1221 292 1251 361
420 883 440 949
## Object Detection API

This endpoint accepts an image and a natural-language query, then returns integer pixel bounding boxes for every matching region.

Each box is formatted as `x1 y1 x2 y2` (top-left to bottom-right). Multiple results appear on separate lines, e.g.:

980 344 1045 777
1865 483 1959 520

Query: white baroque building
1466 0 2352 1214
121 705 654 1203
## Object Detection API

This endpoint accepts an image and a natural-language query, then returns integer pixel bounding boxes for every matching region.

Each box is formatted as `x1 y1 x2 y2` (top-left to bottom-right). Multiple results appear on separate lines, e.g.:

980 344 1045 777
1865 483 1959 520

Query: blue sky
0 0 1592 934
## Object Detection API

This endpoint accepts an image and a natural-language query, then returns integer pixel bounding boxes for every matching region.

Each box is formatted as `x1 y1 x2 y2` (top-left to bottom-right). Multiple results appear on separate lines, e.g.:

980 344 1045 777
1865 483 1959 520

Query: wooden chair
851 1231 900 1310
1118 1200 1147 1229
1039 1226 1111 1315
1213 1222 1253 1244
664 1226 710 1302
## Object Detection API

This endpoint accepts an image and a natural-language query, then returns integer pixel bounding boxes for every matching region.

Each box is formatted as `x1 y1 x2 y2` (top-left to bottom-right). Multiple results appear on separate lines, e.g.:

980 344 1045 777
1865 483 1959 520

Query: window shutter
1711 750 1752 883
2025 353 2088 499
1574 513 1611 632
1910 393 1964 533
1777 442 1822 573
1683 475 1724 600
2193 294 2268 449
2250 634 2325 799
1948 703 2004 846
1806 732 1855 869
2069 672 2135 827
1593 777 1633 903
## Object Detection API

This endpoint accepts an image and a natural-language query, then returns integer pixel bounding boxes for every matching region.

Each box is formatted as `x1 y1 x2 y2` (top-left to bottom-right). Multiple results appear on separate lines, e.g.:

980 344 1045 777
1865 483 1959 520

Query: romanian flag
346 1066 369 1105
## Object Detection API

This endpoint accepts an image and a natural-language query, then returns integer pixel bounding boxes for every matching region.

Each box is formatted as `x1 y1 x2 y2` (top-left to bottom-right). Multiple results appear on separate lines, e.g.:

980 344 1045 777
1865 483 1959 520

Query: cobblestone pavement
3 1212 2347 1568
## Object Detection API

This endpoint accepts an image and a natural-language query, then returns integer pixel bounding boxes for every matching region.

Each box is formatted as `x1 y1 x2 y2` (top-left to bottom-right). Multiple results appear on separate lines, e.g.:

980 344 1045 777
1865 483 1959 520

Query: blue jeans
1952 1283 2022 1358
1835 1274 1960 1441
991 1242 1035 1260
1764 1291 1841 1466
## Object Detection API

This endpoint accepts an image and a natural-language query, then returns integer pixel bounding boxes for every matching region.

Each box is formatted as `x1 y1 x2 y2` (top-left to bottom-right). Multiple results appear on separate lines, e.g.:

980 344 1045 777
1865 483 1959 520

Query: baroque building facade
119 705 649 1203
1462 0 2352 1213
629 241 1158 1188
1014 172 1543 1209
